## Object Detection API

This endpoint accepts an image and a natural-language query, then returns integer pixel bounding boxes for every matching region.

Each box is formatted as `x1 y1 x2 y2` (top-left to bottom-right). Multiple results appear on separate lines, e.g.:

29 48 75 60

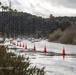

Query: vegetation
49 26 76 45
49 28 63 42
0 2 76 44
0 46 45 75
59 26 76 45
0 2 74 38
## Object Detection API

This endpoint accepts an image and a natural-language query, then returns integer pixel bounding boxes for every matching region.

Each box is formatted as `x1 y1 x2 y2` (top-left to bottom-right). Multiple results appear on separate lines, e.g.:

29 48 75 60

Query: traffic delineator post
44 45 47 55
34 44 36 53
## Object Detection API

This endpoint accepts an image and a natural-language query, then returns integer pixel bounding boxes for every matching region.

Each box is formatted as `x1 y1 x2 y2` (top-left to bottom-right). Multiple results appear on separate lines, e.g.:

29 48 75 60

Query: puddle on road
8 48 76 75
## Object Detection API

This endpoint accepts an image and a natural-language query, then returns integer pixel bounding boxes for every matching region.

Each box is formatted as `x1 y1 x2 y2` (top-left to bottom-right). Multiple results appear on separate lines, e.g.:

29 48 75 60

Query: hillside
0 11 76 39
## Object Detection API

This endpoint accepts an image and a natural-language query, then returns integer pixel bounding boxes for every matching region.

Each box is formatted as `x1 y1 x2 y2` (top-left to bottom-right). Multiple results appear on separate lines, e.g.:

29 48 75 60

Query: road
8 39 76 75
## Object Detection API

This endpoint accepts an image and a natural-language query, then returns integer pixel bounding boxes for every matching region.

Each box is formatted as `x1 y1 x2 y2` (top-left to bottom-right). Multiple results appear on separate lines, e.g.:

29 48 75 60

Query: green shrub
0 46 7 62
0 46 45 75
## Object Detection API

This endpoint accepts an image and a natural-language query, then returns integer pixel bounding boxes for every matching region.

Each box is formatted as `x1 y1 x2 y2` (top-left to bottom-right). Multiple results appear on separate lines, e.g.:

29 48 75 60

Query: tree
59 19 71 30
0 2 2 7
0 2 75 39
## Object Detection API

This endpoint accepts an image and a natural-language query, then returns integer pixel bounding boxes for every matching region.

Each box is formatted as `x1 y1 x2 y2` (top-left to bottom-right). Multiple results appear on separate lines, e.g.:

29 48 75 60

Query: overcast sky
0 0 76 18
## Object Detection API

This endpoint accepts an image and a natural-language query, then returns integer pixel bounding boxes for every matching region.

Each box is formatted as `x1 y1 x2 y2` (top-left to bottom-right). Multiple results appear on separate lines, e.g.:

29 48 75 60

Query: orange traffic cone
20 43 22 47
23 43 25 48
62 46 66 55
44 45 47 55
62 46 66 59
62 54 65 59
25 44 27 49
34 44 36 53
17 42 18 46
13 42 16 45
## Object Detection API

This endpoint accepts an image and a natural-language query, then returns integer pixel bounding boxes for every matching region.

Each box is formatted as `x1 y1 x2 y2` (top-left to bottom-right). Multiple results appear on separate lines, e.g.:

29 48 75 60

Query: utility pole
8 0 11 8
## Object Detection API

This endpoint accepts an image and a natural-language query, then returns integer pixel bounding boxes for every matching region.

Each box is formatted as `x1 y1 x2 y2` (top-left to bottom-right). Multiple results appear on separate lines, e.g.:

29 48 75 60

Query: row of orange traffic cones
10 41 66 56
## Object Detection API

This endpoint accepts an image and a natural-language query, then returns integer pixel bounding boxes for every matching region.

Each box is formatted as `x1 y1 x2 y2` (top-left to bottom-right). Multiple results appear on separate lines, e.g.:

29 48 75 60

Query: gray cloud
1 0 76 9
1 0 76 17
47 0 76 8
14 0 76 17
14 0 21 5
